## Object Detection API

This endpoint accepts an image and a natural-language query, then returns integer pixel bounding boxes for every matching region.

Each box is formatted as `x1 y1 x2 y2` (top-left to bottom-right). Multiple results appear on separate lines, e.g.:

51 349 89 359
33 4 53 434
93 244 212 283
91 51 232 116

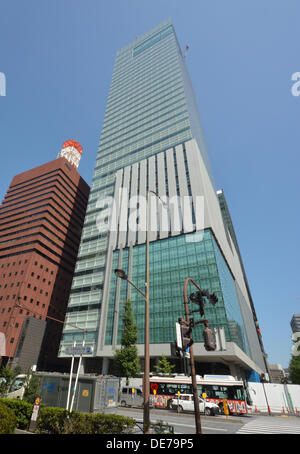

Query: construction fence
247 382 300 415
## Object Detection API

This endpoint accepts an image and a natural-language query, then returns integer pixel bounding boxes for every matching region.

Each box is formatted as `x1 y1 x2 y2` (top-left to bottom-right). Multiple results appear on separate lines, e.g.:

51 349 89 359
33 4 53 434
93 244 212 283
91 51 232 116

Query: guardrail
133 420 174 434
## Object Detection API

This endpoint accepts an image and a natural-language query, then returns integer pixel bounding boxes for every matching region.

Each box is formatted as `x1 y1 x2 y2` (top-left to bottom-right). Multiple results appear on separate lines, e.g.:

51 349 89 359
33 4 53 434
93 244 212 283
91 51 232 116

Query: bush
91 413 136 434
63 411 93 434
0 398 33 430
35 406 136 434
35 406 69 434
0 402 17 434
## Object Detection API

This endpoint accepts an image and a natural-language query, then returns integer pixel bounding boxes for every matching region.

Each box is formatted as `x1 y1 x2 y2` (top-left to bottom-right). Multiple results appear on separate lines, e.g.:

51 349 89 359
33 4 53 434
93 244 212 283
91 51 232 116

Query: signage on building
64 345 93 356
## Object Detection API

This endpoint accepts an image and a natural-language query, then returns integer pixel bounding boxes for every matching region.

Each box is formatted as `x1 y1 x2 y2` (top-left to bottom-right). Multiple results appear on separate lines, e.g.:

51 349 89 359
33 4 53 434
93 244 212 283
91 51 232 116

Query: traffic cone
255 405 259 413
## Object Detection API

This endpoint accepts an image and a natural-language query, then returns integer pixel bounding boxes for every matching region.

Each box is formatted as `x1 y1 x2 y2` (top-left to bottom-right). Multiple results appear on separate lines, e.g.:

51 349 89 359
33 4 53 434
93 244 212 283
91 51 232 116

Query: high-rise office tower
291 314 300 333
0 143 89 371
59 19 267 379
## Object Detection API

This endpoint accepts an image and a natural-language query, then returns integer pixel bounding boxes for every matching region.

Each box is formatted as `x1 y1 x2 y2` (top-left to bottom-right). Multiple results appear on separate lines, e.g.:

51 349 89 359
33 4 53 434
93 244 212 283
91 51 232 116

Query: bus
149 374 251 414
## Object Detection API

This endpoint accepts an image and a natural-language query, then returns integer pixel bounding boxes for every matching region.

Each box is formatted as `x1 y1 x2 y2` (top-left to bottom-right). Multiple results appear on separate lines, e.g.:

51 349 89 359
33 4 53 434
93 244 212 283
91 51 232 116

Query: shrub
0 401 17 434
35 406 136 434
35 406 69 434
0 398 33 430
63 411 93 434
91 413 136 434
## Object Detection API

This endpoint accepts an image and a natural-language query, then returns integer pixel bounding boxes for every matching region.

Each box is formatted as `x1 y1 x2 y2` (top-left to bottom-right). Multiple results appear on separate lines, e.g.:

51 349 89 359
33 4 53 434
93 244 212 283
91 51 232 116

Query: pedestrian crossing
236 417 300 434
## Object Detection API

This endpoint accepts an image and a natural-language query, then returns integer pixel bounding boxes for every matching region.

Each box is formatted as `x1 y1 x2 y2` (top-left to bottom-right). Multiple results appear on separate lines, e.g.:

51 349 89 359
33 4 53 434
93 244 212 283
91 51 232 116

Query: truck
4 371 120 414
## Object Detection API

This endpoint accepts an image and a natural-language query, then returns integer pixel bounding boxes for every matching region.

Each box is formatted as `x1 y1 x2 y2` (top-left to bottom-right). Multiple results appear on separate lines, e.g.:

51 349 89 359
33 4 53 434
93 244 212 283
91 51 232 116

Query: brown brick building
0 155 89 371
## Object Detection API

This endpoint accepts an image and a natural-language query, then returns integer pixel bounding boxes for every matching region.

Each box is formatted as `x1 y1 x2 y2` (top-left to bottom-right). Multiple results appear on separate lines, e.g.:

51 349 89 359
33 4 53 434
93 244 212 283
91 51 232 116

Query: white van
120 386 143 408
2 374 28 400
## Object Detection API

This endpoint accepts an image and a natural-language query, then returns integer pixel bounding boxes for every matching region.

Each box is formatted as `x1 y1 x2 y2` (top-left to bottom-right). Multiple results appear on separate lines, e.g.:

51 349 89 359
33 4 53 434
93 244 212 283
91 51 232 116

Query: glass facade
105 229 250 356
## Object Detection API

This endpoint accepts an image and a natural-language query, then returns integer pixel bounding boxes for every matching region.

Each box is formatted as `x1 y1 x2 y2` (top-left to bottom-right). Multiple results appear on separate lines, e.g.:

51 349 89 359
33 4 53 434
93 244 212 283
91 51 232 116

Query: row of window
108 38 177 98
0 259 29 267
101 68 180 134
8 168 87 207
0 192 84 230
98 101 186 165
93 127 191 187
109 35 176 97
99 90 186 160
2 181 86 221
95 112 189 177
101 71 183 142
1 299 46 309
4 173 87 212
102 67 182 138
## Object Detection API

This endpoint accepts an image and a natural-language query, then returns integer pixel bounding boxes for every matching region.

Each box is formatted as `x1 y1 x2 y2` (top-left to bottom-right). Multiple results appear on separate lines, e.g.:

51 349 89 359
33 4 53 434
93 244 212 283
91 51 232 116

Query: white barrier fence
247 382 300 415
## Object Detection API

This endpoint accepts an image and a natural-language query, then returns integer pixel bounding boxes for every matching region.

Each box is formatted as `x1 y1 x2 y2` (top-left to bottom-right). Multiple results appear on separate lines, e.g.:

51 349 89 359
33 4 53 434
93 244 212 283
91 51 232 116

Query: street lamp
114 269 128 280
114 189 166 435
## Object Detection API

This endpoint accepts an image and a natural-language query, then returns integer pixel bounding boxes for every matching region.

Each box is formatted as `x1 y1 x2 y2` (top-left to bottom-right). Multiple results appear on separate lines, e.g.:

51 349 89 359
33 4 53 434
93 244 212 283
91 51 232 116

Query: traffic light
208 292 218 305
189 290 218 317
180 320 194 352
189 291 205 317
203 326 216 351
201 289 218 306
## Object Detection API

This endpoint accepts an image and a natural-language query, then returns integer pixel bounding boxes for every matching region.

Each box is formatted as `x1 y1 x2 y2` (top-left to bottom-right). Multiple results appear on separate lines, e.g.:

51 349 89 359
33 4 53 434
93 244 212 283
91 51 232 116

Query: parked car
169 394 220 416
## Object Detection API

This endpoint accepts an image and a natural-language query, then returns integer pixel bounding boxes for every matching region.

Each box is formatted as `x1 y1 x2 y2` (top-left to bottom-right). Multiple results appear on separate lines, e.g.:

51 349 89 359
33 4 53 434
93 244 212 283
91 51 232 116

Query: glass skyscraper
59 19 267 379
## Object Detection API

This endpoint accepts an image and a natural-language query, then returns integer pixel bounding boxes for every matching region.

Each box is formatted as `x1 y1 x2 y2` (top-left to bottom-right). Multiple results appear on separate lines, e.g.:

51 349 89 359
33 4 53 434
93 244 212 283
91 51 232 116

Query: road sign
31 396 41 422
151 383 158 393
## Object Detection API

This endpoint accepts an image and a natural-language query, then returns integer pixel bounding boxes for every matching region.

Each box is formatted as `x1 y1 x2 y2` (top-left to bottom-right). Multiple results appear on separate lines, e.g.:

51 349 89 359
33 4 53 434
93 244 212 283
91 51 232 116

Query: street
113 407 300 435
114 407 245 434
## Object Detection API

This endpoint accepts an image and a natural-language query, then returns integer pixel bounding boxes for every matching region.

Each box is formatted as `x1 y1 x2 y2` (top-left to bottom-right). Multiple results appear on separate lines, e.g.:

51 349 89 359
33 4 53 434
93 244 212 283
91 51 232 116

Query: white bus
149 374 251 414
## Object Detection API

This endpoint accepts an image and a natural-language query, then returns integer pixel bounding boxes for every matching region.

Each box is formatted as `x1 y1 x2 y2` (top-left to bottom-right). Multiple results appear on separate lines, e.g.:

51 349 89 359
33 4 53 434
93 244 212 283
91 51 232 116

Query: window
133 25 173 56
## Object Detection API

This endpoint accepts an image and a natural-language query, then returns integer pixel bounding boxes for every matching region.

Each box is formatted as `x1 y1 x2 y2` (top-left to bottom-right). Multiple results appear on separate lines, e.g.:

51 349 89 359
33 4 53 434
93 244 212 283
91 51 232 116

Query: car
119 386 144 408
169 394 220 416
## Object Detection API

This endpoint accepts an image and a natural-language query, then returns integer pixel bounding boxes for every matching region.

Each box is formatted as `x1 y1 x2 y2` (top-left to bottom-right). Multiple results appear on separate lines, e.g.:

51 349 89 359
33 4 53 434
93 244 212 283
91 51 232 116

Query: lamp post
114 189 166 435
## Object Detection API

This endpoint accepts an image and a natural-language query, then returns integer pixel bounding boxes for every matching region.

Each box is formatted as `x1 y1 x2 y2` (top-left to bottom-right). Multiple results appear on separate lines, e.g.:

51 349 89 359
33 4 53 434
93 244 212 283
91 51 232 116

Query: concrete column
102 357 110 375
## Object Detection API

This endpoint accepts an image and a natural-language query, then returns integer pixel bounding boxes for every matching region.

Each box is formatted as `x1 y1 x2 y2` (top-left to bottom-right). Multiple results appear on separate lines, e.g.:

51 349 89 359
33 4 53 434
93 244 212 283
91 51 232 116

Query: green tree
289 336 300 384
113 299 140 384
154 355 175 376
23 374 42 404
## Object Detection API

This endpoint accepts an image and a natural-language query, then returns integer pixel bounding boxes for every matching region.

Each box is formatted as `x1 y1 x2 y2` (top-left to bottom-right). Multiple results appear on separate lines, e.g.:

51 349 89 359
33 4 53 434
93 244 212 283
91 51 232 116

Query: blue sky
0 0 299 369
